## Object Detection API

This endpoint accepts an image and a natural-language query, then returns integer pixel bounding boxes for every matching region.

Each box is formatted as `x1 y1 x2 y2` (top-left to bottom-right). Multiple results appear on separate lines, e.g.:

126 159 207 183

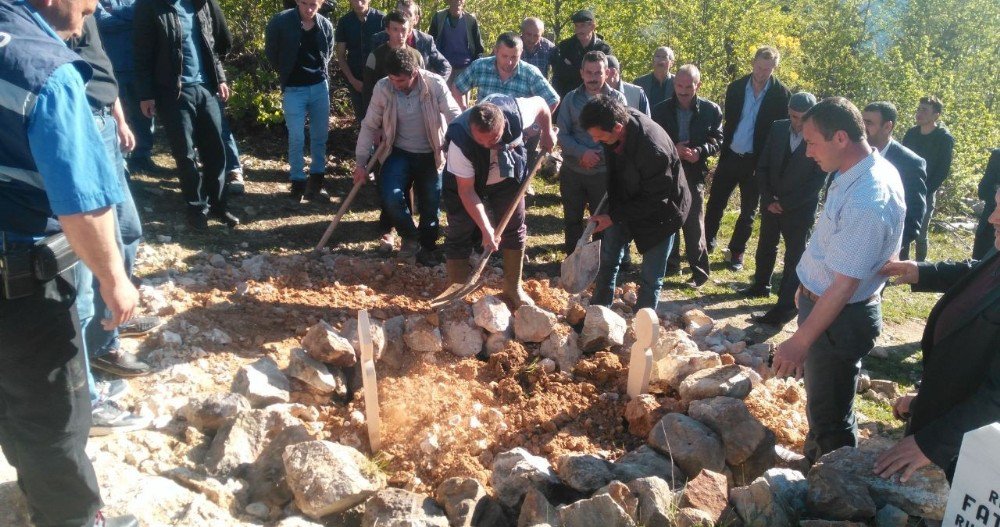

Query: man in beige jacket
354 48 462 264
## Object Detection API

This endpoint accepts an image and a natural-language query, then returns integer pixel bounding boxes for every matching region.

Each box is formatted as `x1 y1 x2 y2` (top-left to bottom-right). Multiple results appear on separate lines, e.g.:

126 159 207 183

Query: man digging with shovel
439 93 556 309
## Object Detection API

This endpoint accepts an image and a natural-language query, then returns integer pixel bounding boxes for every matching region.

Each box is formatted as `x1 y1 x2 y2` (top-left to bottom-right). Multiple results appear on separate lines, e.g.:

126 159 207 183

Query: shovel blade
560 239 602 294
429 281 485 309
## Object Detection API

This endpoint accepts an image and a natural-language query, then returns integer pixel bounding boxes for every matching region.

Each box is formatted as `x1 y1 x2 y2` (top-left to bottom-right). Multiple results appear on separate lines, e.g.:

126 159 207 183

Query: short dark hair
579 94 629 133
582 50 607 68
396 0 421 21
754 45 781 63
469 102 505 133
495 31 522 50
385 9 410 27
385 48 419 77
863 101 898 125
919 95 943 114
803 97 866 142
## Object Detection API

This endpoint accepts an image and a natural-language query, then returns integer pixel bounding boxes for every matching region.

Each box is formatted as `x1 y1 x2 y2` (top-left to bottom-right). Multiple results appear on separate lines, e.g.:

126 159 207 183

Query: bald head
520 17 544 50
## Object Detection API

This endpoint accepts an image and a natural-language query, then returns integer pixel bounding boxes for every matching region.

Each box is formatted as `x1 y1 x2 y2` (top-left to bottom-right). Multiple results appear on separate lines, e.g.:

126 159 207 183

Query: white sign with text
942 422 1000 526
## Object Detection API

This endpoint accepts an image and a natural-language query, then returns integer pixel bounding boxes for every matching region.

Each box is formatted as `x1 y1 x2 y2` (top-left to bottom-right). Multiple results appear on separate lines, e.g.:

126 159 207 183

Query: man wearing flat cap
550 9 613 98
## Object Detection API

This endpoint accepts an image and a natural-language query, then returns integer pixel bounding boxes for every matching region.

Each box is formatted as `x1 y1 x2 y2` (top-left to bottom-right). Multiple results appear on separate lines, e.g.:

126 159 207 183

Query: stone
341 318 386 361
681 309 714 337
626 477 676 527
287 348 346 396
441 305 485 358
799 521 868 527
653 349 723 388
612 445 686 488
730 428 778 486
283 440 387 519
177 393 250 432
774 444 812 475
517 486 559 527
539 358 556 374
869 379 900 398
491 447 560 508
678 364 753 402
556 453 614 493
513 305 558 343
209 253 226 267
595 481 638 521
274 517 325 527
680 469 729 521
651 328 700 358
485 330 512 357
245 501 270 520
302 321 357 367
232 357 291 408
204 407 303 477
688 397 769 466
360 488 449 527
566 299 587 325
730 477 792 527
875 503 909 527
647 413 726 477
245 423 313 506
857 372 871 393
580 305 627 352
159 466 244 512
404 315 444 353
624 394 665 438
435 477 506 527
380 315 406 368
806 462 877 521
538 326 582 372
472 295 513 334
557 493 636 527
761 468 807 519
674 507 715 527
811 446 948 520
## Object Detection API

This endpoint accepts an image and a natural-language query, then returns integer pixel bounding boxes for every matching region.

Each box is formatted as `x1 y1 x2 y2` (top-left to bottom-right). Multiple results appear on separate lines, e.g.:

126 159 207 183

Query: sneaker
118 315 163 337
95 379 129 403
226 170 245 195
91 350 151 377
90 400 151 436
728 253 745 272
94 511 139 527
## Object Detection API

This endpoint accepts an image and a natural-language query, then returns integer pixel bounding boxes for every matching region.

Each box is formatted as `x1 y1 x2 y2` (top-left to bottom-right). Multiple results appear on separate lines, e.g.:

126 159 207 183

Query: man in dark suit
652 64 723 287
875 187 1000 483
974 149 1000 259
863 101 928 260
741 92 826 326
704 46 791 270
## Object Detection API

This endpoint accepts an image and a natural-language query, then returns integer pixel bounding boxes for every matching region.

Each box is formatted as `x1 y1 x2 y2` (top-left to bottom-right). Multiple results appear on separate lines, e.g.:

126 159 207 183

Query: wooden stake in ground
627 308 658 397
358 309 381 452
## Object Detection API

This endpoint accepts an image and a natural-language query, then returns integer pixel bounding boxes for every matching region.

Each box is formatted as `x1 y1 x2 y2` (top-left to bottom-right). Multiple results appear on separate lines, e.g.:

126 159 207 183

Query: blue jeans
592 223 674 310
282 80 330 181
118 77 155 160
217 98 242 172
380 148 441 248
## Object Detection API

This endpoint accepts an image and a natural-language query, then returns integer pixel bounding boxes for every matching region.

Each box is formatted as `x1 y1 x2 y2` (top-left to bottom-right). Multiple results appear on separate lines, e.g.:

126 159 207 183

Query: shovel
358 309 382 452
560 193 608 294
315 157 378 251
429 153 549 309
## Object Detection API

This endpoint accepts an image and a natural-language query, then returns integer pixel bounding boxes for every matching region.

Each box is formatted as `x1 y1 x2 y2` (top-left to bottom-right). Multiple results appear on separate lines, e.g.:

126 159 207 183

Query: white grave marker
358 309 381 452
627 308 658 397
942 422 1000 526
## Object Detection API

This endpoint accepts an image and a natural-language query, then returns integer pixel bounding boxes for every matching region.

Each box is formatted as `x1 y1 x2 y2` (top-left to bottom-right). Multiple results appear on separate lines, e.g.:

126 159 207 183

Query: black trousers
0 267 101 527
157 84 228 212
751 206 814 310
668 180 710 282
973 205 996 259
704 149 760 256
443 178 526 259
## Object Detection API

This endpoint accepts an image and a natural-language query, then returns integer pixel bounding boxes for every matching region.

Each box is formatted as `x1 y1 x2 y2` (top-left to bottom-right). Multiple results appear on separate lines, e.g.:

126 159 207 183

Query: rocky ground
0 127 953 526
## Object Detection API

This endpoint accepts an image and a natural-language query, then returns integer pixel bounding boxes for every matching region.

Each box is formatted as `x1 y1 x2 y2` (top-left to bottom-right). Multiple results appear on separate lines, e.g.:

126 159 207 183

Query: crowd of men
0 0 997 525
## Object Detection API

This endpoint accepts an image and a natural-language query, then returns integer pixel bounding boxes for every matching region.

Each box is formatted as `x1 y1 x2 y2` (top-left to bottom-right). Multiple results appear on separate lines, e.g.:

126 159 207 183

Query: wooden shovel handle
575 193 609 251
315 158 378 250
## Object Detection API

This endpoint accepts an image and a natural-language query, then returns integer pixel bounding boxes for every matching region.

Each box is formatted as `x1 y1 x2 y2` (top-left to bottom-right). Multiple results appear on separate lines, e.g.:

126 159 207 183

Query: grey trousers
559 164 608 253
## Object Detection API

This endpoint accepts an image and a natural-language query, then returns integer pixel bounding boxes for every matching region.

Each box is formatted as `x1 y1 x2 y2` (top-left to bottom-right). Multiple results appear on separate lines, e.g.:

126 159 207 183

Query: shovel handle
315 158 378 250
575 193 609 251
492 153 549 238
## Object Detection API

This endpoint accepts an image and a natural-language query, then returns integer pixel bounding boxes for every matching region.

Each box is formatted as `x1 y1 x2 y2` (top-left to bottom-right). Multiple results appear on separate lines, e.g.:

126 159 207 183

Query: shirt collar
831 148 878 190
746 76 771 99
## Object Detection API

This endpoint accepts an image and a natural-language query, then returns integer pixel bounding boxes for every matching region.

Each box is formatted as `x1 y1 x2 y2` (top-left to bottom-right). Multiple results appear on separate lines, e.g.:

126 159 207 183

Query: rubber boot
303 173 330 203
445 258 470 285
289 180 306 203
501 248 534 309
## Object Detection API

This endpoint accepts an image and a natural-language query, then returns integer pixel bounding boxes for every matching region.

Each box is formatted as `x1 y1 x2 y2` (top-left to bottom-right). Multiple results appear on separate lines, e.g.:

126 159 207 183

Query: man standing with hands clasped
771 97 905 464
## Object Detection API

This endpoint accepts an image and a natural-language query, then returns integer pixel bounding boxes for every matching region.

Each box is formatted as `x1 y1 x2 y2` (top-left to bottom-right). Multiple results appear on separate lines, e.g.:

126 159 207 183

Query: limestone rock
404 315 444 353
674 507 716 527
651 328 700 358
688 397 769 466
730 477 792 527
612 445 686 487
287 348 346 396
380 315 406 368
806 462 876 521
681 309 714 337
565 298 587 326
580 305 627 352
626 477 676 527
875 504 909 527
557 493 635 527
654 349 723 388
730 428 778 486
283 441 387 519
177 393 250 432
556 453 614 493
232 357 291 408
341 318 386 361
435 477 509 527
302 321 358 366
245 423 313 506
595 481 638 522
761 468 807 519
624 394 665 438
648 413 726 477
538 326 582 372
473 295 513 334
517 486 560 527
513 305 558 343
441 305 485 358
204 407 303 477
491 447 560 508
485 330 512 357
678 364 753 402
680 469 729 521
361 488 449 527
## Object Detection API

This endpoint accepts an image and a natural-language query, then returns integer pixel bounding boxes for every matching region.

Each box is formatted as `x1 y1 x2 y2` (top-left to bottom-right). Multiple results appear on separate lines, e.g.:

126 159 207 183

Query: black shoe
186 209 208 230
752 307 797 326
416 247 440 267
118 315 163 337
303 173 330 203
95 512 140 527
289 180 307 203
728 253 745 272
210 208 240 228
665 265 683 277
128 156 160 174
687 275 709 289
91 349 151 377
738 284 771 298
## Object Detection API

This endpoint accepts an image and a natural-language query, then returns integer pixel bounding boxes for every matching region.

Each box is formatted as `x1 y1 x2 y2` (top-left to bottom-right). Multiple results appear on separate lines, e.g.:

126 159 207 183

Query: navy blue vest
0 1 92 239
443 94 527 197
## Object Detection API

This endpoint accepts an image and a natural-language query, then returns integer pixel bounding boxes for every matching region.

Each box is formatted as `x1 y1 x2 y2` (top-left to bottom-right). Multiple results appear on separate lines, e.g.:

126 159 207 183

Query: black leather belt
798 285 879 305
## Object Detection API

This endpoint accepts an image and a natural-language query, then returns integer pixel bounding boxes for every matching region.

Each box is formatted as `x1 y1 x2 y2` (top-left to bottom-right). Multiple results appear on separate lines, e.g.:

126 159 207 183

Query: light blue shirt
174 0 205 85
796 150 905 302
730 77 770 154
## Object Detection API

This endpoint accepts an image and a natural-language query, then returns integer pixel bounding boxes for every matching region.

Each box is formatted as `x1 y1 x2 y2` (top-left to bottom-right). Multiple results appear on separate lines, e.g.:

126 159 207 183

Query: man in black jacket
582 95 691 310
875 188 1000 483
704 46 790 270
743 92 825 325
863 101 928 260
902 96 955 262
651 64 722 287
974 149 1000 259
549 9 612 98
134 0 239 230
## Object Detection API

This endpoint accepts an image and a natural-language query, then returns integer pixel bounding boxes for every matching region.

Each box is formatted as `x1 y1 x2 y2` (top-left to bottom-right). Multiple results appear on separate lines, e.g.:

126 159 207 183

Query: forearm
58 208 128 286
111 97 127 128
458 186 491 234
